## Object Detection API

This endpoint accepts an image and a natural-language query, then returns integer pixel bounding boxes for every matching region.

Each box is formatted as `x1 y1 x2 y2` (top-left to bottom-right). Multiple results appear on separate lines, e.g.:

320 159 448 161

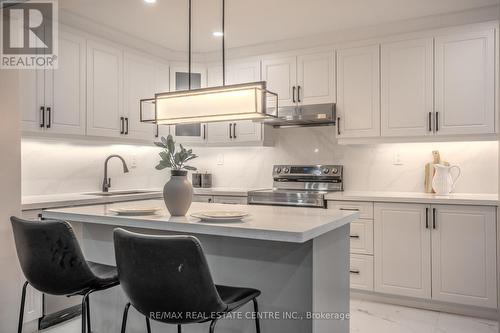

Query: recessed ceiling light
144 0 156 4
212 31 223 37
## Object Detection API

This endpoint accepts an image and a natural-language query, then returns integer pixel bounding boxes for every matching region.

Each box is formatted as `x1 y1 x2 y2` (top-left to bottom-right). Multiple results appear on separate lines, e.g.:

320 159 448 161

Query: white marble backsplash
22 127 498 196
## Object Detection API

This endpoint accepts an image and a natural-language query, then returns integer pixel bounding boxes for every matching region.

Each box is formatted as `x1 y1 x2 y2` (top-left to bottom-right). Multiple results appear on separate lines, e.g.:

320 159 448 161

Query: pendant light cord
188 0 192 90
222 0 225 86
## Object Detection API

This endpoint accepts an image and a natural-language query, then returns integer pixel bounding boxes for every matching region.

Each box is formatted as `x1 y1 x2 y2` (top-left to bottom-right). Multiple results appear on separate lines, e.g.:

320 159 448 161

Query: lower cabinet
350 254 374 291
374 202 497 308
192 195 248 205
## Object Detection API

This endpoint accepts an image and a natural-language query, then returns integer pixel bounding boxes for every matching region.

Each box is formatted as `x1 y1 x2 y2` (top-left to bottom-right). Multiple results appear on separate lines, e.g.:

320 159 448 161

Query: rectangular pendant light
140 81 278 125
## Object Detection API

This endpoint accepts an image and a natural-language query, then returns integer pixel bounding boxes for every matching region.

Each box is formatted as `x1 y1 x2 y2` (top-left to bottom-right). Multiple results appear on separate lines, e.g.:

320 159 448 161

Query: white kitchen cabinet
336 45 380 138
350 254 374 291
349 219 374 255
381 38 433 137
21 31 86 135
262 50 335 108
297 51 335 105
124 52 169 140
86 40 124 138
261 56 297 107
374 203 431 299
431 205 497 308
434 29 495 135
169 64 208 144
206 60 268 145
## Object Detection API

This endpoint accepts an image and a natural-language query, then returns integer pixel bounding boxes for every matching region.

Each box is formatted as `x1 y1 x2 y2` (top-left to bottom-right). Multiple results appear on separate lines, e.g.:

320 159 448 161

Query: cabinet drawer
213 196 248 205
350 254 374 291
328 201 373 219
350 219 373 255
192 195 214 203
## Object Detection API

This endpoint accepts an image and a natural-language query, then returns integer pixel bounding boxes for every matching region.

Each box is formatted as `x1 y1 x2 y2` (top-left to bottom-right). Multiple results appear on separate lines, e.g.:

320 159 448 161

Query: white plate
109 207 162 216
191 211 248 222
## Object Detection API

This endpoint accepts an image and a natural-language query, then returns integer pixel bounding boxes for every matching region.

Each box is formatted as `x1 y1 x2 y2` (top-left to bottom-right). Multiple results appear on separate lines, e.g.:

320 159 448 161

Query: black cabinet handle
435 112 439 132
349 270 360 275
432 208 437 229
155 125 159 138
46 107 51 129
297 86 301 103
120 117 124 134
340 208 359 211
337 117 341 136
229 123 233 139
203 124 206 140
292 86 296 103
428 112 432 132
349 235 360 239
125 117 129 135
233 123 237 139
40 106 45 128
425 207 429 229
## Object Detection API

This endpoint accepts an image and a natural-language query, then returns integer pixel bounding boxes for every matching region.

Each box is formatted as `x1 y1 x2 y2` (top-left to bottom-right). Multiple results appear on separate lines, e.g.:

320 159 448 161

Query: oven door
247 190 326 208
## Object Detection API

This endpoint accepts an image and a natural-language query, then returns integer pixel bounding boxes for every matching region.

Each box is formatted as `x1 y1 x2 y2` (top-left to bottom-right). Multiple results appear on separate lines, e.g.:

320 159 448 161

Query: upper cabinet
381 38 433 137
21 30 86 135
336 45 380 138
434 28 495 136
86 40 124 138
206 59 270 145
262 50 335 108
124 52 169 141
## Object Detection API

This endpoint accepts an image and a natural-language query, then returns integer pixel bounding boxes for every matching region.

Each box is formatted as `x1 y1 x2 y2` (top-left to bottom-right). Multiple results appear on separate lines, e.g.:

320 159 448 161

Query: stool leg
81 295 87 333
145 316 151 333
86 295 91 333
209 319 218 333
252 298 261 333
120 303 131 333
17 281 29 333
177 325 182 333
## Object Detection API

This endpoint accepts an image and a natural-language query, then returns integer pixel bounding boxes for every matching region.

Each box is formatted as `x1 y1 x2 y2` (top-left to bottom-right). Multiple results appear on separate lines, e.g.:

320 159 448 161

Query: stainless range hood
263 103 336 128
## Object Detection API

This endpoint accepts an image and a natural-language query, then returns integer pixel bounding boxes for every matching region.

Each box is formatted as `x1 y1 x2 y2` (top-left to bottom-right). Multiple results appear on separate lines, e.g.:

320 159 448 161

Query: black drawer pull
40 106 45 128
339 208 359 211
350 235 360 239
350 270 360 275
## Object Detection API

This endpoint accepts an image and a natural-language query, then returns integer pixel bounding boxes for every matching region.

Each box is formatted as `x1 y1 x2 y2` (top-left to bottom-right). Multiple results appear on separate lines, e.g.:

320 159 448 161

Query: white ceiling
60 0 498 52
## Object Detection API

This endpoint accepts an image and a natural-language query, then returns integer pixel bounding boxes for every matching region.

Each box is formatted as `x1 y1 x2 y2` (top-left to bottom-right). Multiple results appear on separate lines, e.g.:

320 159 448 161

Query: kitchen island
43 200 359 333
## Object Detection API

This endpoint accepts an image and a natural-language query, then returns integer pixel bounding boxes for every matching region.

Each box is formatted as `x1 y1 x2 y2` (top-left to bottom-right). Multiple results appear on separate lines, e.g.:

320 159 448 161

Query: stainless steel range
248 164 343 208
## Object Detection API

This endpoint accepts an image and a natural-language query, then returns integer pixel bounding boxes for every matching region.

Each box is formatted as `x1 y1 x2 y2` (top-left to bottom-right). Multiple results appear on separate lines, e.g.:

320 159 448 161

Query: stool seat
215 285 261 312
75 261 119 295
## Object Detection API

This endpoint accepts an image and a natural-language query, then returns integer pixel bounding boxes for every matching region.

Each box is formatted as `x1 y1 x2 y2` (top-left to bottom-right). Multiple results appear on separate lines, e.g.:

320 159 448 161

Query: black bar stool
10 217 120 333
113 228 262 333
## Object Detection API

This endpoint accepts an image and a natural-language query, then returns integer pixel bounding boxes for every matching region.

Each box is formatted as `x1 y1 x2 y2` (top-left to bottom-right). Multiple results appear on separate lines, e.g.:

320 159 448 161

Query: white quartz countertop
325 191 499 206
22 190 163 210
42 199 359 243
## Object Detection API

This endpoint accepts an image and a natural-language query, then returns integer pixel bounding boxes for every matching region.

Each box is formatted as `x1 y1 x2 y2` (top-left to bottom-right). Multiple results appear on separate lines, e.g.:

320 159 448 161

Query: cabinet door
435 29 495 135
19 69 44 132
374 203 431 299
124 53 168 140
207 122 231 143
337 45 380 138
262 56 297 107
381 38 433 137
169 65 207 144
431 205 497 308
86 40 124 137
297 51 335 105
232 121 262 143
45 31 86 135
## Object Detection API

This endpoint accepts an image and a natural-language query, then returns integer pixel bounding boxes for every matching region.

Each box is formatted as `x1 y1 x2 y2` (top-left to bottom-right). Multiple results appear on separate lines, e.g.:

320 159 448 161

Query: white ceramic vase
432 164 461 196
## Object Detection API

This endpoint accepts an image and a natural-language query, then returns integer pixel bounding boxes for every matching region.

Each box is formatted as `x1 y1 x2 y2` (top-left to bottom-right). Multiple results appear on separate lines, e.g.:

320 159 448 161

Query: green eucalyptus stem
154 134 198 172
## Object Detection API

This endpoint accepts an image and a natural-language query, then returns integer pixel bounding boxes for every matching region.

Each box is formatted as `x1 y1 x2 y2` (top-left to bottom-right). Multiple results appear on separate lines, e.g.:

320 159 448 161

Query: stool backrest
113 228 227 324
10 217 98 295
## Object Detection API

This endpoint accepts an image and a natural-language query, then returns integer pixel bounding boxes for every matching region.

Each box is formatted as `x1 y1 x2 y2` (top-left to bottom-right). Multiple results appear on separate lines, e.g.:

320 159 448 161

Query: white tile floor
350 298 498 333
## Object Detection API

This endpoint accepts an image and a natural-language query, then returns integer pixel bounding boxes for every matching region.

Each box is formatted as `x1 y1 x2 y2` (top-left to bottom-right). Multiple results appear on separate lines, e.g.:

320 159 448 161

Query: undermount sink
84 190 161 197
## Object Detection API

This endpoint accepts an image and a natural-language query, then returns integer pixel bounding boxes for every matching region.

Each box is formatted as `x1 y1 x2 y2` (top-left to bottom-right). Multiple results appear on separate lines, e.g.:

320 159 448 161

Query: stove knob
331 168 338 174
275 167 282 174
283 167 290 173
322 168 330 174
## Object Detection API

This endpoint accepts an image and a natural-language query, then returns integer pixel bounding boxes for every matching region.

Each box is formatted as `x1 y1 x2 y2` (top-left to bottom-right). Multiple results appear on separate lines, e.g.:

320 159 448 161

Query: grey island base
43 200 359 333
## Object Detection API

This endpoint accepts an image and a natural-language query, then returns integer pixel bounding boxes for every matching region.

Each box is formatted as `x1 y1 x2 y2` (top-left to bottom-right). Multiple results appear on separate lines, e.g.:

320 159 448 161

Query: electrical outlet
216 154 224 165
393 152 403 165
130 154 137 169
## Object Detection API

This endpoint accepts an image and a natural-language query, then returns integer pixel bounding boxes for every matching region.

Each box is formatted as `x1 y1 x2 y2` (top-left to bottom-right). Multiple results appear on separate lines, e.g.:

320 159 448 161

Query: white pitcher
432 164 461 195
